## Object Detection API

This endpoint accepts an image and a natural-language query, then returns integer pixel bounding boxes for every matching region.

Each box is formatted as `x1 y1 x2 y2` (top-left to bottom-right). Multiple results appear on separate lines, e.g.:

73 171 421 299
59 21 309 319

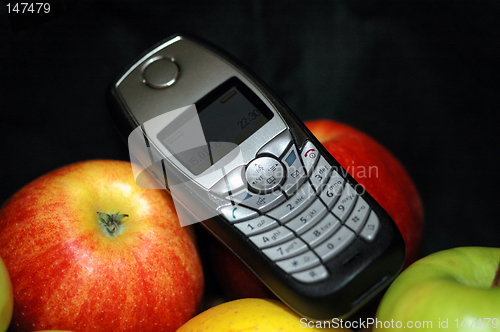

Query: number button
344 196 370 234
249 226 295 249
330 184 358 221
309 156 332 192
292 265 329 283
318 171 345 209
313 226 356 262
262 238 308 261
218 205 258 223
360 211 380 242
301 213 341 247
267 182 316 223
285 199 328 235
276 251 321 273
234 216 279 236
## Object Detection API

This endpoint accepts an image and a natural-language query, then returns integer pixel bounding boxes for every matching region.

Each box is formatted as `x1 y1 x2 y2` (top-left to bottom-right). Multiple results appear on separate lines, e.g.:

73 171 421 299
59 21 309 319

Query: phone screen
157 77 274 175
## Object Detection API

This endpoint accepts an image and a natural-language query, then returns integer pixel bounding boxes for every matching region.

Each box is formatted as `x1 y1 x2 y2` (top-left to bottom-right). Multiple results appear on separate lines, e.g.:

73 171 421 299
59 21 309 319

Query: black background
1 1 499 264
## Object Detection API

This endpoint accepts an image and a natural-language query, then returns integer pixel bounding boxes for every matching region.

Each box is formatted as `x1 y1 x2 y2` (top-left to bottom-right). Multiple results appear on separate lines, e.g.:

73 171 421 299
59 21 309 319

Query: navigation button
245 157 285 193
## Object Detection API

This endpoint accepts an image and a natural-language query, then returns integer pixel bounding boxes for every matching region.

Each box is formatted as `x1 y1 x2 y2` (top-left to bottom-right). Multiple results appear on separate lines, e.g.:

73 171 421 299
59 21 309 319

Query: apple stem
492 261 500 288
97 212 128 235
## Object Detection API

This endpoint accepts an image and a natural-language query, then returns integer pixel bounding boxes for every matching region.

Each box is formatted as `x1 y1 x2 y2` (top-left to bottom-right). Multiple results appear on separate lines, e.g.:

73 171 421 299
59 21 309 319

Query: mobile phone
107 34 405 320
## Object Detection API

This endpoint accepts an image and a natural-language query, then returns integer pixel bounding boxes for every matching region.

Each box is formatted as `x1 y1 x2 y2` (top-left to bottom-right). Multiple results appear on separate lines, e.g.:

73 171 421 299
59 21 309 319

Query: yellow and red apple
210 119 424 299
0 160 204 332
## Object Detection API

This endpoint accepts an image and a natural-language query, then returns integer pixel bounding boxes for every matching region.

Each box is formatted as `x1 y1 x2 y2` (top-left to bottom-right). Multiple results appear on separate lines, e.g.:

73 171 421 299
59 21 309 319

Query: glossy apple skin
211 119 424 299
0 160 204 332
375 247 500 331
0 257 13 332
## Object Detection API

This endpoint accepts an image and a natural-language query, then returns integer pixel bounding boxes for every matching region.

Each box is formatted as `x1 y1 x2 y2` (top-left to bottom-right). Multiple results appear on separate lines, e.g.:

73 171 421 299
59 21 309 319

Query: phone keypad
216 136 382 284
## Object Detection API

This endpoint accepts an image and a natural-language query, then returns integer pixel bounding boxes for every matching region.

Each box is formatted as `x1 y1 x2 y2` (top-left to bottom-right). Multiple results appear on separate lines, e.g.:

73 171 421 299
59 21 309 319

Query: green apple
375 247 500 331
0 256 13 332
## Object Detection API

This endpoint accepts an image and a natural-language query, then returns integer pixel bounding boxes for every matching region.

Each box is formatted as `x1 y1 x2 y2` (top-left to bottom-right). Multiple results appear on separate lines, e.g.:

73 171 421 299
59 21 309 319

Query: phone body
107 34 405 320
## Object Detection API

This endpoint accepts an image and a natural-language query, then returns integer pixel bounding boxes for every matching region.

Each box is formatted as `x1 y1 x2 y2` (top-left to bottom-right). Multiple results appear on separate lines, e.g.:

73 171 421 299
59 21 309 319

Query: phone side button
234 216 279 236
313 226 356 262
292 265 329 283
218 205 258 223
276 251 321 274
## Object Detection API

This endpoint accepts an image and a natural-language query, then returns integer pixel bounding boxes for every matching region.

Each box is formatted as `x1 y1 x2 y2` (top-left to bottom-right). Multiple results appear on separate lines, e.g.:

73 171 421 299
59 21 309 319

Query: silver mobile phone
107 34 405 320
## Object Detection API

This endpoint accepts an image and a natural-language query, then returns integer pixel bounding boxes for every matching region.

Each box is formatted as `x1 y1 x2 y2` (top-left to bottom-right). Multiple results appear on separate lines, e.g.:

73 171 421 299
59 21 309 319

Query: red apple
210 119 424 300
0 160 204 332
